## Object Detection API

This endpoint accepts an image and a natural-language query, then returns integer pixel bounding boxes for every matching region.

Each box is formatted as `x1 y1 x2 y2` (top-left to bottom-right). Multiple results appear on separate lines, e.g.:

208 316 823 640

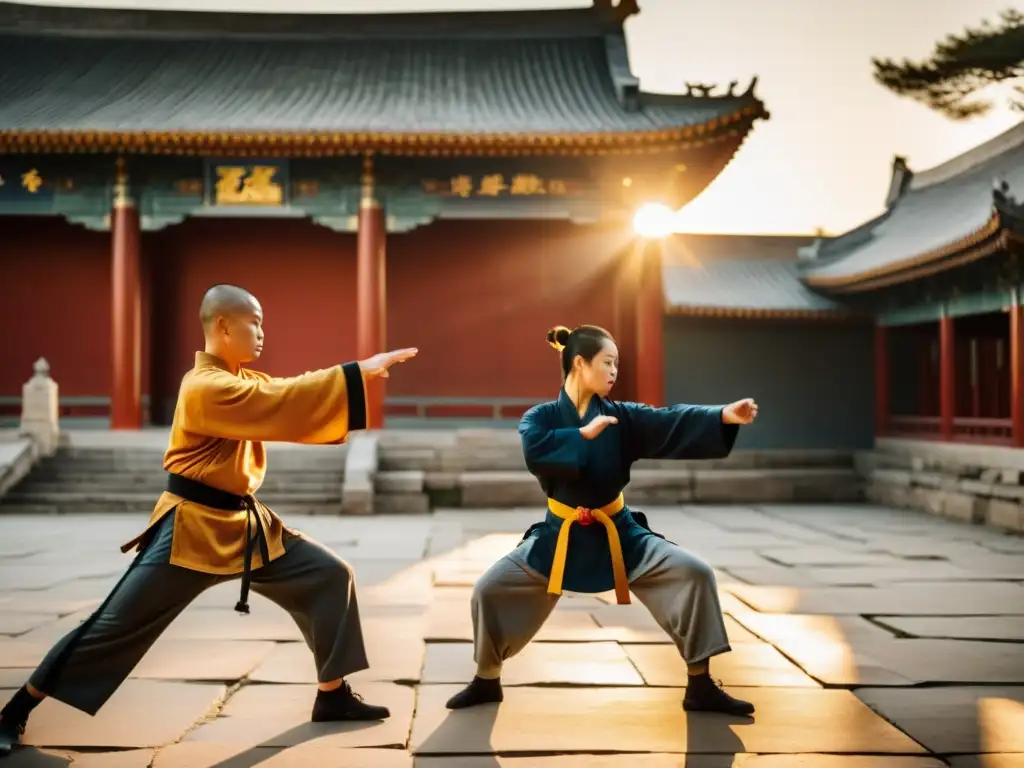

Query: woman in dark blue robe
445 324 758 716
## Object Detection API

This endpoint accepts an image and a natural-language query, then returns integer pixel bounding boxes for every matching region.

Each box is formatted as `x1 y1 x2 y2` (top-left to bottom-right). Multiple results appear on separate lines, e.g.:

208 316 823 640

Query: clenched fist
722 398 758 425
359 348 419 379
580 414 618 440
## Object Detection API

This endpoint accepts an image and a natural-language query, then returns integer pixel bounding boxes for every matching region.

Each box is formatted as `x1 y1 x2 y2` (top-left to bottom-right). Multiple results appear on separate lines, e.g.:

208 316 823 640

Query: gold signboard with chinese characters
0 165 69 202
422 173 574 198
205 161 288 206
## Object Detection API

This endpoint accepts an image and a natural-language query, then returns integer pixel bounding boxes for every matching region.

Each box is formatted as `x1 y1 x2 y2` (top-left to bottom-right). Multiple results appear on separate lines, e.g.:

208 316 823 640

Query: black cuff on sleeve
341 362 367 431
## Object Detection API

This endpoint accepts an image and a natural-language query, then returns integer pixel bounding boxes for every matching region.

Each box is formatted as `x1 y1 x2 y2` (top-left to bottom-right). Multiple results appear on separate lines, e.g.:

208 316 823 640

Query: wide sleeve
182 362 367 444
518 406 588 480
619 402 738 462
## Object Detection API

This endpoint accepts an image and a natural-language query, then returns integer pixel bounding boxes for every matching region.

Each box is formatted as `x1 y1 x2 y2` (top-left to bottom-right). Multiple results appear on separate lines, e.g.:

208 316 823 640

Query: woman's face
575 338 619 398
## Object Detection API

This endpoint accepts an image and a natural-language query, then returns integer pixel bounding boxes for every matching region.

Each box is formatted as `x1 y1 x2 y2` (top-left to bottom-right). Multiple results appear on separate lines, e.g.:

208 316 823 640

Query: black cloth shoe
445 676 503 710
682 673 755 716
311 682 390 722
0 717 24 758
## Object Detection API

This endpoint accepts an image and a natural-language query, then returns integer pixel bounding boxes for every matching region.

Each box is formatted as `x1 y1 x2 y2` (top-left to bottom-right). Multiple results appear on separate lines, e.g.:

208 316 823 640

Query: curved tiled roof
801 121 1024 291
663 235 849 317
0 35 757 137
0 1 765 156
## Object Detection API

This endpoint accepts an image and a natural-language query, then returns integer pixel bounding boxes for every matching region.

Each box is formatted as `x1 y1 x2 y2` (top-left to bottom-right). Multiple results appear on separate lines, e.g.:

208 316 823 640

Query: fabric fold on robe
120 351 367 575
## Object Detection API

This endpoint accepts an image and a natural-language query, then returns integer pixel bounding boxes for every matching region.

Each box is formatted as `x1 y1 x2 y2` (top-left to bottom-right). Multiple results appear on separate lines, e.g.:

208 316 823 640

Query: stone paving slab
0 669 29 687
725 583 1024 615
424 590 616 642
251 616 426 683
949 758 1024 768
2 506 1023 764
184 682 413 749
590 604 762 644
163 606 305 642
793 562 1002 585
727 614 916 686
10 681 226 748
856 687 1024 754
3 748 154 767
421 642 645 687
875 616 1024 641
417 758 947 768
622 643 821 688
0 613 58 636
152 744 413 767
753 547 899 567
410 686 928 755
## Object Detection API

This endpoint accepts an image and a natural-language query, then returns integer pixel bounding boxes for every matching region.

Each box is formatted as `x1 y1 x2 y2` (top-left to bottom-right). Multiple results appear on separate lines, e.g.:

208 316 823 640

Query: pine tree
871 9 1024 119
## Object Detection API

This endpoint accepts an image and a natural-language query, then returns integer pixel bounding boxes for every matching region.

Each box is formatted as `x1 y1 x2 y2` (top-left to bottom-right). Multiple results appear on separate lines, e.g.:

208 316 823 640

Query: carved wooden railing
887 414 1013 445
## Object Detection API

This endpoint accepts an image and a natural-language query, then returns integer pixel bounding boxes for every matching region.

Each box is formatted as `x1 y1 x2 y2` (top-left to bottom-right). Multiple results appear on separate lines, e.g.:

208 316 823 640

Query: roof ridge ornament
994 177 1023 216
592 0 640 23
684 76 759 99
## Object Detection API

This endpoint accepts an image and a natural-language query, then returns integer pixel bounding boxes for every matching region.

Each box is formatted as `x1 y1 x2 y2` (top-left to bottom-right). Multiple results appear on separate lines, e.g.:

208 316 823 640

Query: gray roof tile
662 235 846 314
802 122 1024 283
0 34 756 135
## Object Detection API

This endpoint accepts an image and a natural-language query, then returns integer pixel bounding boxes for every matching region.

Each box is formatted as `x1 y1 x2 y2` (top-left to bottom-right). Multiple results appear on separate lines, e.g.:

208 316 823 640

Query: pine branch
871 8 1024 119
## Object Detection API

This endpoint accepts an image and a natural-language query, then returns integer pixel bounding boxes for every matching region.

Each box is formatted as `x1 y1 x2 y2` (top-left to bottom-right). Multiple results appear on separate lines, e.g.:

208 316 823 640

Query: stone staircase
371 429 863 514
0 442 349 515
858 439 1024 534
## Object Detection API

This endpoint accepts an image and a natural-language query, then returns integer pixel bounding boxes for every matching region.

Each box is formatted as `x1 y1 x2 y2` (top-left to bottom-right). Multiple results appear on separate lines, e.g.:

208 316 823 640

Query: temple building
799 121 1024 448
0 0 770 432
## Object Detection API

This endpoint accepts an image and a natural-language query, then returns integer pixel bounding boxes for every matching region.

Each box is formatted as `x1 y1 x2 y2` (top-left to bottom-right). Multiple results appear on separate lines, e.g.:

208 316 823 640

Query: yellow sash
546 493 630 605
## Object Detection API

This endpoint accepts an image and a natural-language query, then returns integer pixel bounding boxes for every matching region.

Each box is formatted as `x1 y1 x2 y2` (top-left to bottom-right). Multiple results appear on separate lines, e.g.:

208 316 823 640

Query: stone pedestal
20 357 60 457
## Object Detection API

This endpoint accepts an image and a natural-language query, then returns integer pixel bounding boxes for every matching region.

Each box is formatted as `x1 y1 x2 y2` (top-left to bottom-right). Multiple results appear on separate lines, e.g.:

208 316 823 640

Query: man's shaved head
200 284 260 332
199 284 265 367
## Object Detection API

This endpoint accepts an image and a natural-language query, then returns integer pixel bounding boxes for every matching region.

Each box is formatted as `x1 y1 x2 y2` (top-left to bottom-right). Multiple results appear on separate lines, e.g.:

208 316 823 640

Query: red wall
0 216 141 398
386 219 632 399
2 215 634 420
149 217 357 419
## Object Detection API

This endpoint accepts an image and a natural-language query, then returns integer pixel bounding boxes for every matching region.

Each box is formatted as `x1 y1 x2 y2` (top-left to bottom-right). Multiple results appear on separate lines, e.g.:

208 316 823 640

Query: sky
14 0 1024 235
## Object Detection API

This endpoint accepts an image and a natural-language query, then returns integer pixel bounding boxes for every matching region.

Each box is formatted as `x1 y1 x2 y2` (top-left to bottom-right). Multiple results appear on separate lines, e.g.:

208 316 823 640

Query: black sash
167 472 269 615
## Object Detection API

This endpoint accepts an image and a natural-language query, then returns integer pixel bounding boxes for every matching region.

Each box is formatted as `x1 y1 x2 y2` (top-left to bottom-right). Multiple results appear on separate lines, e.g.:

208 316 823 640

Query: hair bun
546 325 571 352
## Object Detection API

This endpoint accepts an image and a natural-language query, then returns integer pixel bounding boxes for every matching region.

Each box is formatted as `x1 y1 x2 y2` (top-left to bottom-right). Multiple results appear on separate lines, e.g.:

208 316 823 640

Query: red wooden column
356 154 387 429
110 157 142 430
939 313 956 441
634 239 665 407
874 323 890 438
1010 292 1024 446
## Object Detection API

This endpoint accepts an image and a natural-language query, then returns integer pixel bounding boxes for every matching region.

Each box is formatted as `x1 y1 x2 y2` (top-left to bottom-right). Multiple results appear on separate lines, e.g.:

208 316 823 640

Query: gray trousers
29 513 368 716
475 539 731 678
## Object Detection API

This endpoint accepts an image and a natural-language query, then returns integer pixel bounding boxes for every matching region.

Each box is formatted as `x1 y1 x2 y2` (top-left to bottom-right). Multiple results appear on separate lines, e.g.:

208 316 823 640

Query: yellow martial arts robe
120 351 367 575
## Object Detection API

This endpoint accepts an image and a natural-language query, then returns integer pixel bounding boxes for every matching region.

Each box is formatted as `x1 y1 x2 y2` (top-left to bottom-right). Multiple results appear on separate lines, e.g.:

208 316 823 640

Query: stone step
18 479 343 493
0 500 345 516
1 490 341 511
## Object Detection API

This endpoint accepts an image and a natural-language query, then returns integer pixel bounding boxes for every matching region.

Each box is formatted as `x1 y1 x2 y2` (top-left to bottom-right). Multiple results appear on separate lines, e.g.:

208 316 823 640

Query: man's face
219 298 265 363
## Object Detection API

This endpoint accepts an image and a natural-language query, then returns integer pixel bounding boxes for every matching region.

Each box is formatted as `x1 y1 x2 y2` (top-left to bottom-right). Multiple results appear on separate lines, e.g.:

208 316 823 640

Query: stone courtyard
0 503 1022 767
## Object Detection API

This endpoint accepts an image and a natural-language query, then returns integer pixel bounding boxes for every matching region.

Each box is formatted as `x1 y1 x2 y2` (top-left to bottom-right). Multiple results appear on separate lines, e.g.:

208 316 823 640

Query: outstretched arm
183 363 367 444
620 398 757 462
183 348 418 444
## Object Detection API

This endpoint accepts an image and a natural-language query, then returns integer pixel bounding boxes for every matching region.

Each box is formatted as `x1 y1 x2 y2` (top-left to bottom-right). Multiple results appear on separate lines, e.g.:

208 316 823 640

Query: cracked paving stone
724 583 1024 615
10 681 226 749
418 758 947 768
2 748 153 767
151 744 412 767
590 603 761 644
421 641 644 686
410 686 928 755
184 682 413 748
250 616 425 684
623 643 820 688
857 686 1024 754
875 616 1024 641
